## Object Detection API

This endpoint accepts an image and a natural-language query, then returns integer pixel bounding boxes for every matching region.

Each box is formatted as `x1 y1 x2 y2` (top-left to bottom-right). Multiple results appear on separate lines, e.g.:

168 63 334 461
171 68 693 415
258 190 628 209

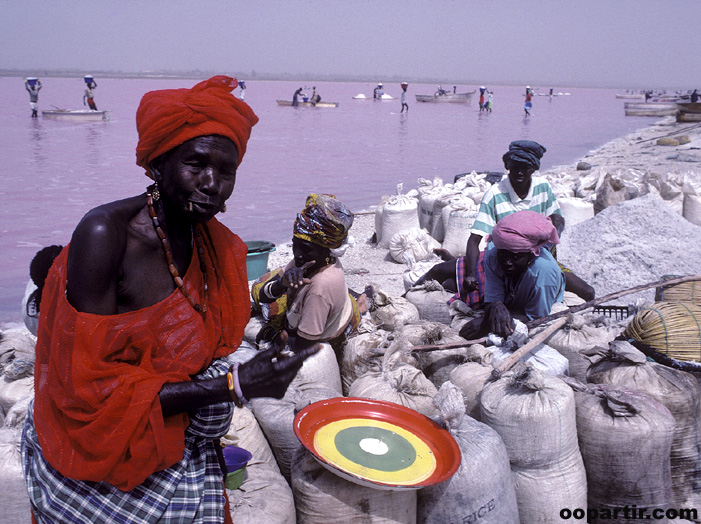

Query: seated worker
414 140 593 311
460 210 565 340
253 194 371 356
22 76 319 524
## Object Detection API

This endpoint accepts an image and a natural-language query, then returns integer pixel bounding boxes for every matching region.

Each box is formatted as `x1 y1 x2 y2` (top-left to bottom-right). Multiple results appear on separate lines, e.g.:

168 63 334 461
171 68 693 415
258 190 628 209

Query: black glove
239 345 321 400
159 375 230 417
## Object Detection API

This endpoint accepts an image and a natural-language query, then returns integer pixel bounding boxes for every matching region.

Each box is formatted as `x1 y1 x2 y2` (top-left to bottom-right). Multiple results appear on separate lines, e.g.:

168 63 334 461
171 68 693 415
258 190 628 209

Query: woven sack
417 177 445 230
371 291 420 331
340 329 393 396
586 340 701 508
389 227 440 265
480 364 587 524
448 346 494 421
380 193 420 248
404 281 454 325
417 383 519 524
624 301 701 362
565 379 675 522
441 199 478 257
0 428 32 524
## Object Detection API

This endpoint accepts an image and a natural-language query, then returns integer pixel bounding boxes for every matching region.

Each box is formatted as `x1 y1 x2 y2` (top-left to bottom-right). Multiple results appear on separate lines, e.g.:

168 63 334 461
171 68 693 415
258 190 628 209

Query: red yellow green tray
293 397 461 490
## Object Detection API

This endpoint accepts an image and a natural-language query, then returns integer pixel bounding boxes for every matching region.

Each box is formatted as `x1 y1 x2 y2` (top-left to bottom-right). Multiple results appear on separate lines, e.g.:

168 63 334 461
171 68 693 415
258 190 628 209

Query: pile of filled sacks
4 290 701 523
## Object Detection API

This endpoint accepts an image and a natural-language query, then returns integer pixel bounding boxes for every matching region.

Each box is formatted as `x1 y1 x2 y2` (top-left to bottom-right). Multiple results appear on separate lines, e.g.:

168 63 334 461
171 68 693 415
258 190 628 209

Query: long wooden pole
526 273 701 330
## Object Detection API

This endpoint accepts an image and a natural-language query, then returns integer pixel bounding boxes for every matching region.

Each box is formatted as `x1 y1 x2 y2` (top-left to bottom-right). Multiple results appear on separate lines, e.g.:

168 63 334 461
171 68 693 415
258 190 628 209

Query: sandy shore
266 115 701 302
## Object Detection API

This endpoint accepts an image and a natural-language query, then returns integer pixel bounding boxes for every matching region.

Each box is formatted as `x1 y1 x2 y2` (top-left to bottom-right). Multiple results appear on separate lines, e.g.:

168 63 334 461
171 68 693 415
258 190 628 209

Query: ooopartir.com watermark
560 506 697 522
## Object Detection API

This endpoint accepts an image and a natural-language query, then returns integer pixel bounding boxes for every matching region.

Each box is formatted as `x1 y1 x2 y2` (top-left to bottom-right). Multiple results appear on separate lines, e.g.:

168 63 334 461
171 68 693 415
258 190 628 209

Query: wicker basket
624 301 701 362
655 275 701 304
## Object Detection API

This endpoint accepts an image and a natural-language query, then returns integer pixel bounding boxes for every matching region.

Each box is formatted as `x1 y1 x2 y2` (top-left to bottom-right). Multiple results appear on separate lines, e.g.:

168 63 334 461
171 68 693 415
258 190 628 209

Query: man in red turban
23 76 318 524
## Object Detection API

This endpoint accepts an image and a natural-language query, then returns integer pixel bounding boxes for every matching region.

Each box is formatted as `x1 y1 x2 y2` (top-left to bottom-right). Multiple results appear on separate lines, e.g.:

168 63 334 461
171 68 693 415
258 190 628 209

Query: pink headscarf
135 76 259 175
489 210 560 256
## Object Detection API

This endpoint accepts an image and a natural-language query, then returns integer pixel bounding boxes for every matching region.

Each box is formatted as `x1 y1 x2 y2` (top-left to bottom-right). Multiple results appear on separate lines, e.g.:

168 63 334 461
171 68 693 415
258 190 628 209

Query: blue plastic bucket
302 97 309 102
84 75 94 84
245 241 276 280
26 77 38 86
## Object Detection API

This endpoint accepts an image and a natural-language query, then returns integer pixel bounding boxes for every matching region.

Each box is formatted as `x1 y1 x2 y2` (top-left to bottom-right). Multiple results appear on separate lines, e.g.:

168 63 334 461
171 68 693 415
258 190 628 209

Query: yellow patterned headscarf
293 194 354 249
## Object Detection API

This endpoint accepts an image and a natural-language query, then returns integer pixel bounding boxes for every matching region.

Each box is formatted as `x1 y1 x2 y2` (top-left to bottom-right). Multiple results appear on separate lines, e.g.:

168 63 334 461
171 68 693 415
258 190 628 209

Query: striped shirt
471 175 561 236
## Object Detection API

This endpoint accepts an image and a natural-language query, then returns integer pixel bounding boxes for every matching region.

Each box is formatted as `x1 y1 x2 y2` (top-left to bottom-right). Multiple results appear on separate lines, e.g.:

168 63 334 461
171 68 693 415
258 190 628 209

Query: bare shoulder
67 195 146 313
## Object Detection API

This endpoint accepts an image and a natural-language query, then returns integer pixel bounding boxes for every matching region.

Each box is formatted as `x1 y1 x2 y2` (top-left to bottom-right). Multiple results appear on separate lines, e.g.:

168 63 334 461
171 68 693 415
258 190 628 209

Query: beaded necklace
147 192 208 313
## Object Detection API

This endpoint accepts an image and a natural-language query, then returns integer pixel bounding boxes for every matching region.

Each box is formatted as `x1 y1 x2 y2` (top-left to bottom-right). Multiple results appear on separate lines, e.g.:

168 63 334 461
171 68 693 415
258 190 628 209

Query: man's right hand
486 301 514 338
239 345 321 399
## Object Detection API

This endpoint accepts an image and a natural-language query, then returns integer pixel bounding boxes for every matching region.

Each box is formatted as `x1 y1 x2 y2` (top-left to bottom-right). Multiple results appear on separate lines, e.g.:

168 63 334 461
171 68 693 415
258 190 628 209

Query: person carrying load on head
459 210 566 339
252 193 373 357
22 75 320 524
400 82 409 113
25 77 42 117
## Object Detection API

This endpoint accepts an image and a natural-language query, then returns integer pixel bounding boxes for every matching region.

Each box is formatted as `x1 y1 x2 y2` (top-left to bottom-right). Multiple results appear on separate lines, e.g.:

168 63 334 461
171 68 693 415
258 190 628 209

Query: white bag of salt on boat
564 377 676 523
0 427 32 524
404 280 453 325
251 343 341 481
379 184 420 248
417 382 519 524
403 321 471 388
480 364 587 524
448 345 495 421
441 196 478 257
291 446 417 524
530 313 618 381
222 406 296 524
585 340 701 508
348 345 439 418
389 227 440 265
417 177 445 231
370 290 420 331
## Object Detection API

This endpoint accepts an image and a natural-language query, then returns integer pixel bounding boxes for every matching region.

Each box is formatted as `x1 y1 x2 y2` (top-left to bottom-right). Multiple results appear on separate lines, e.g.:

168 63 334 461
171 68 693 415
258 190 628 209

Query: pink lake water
0 76 654 324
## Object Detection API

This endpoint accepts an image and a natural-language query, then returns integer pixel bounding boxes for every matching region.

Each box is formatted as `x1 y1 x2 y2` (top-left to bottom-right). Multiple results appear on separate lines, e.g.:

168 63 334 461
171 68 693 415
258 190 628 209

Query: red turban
135 76 259 174
489 210 560 256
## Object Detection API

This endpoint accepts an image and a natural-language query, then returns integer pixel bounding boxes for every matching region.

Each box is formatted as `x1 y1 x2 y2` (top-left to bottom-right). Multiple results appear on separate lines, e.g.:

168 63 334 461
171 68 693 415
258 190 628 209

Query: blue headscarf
502 140 547 170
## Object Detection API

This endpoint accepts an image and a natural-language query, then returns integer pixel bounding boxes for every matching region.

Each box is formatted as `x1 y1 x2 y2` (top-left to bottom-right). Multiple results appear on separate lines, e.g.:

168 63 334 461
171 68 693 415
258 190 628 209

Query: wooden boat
676 103 701 122
616 93 645 99
276 99 339 107
624 102 678 117
415 91 475 104
42 109 112 121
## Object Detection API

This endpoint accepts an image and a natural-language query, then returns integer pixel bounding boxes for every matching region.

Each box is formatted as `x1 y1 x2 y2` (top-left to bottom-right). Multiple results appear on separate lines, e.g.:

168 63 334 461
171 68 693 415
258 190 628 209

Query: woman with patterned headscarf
253 194 371 354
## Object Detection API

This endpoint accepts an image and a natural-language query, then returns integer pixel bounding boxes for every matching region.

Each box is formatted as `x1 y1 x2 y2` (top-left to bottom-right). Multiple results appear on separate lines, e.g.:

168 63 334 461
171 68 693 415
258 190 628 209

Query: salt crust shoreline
266 116 701 304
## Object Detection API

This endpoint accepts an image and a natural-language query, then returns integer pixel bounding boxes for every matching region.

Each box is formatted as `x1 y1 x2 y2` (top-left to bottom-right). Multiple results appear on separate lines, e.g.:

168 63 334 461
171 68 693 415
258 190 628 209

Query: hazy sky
2 0 699 89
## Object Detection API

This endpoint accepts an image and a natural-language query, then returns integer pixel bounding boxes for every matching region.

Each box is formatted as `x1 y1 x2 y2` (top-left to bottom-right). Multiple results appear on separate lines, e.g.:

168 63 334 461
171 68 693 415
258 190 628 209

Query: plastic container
245 241 276 280
83 75 94 85
222 446 252 490
26 77 38 86
302 96 309 102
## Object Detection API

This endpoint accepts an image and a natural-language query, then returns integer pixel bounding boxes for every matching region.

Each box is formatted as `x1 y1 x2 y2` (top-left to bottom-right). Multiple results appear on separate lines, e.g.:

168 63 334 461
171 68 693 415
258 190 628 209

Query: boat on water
352 93 395 100
276 99 339 107
624 102 678 117
676 102 701 122
415 91 475 104
616 93 645 100
42 109 112 121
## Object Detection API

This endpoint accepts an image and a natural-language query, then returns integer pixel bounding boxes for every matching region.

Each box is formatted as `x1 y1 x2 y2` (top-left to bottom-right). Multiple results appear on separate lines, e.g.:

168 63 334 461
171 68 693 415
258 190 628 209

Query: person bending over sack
459 210 566 340
22 76 319 524
415 140 593 311
252 193 372 357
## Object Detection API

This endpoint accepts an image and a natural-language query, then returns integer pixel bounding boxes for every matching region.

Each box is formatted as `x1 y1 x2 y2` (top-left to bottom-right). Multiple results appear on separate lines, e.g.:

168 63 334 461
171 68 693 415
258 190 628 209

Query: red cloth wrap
33 218 250 491
488 210 560 256
135 76 259 173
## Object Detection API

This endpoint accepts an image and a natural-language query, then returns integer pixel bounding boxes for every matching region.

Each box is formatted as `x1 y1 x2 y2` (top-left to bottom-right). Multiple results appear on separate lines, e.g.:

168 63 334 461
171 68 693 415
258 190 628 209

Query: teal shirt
483 243 565 320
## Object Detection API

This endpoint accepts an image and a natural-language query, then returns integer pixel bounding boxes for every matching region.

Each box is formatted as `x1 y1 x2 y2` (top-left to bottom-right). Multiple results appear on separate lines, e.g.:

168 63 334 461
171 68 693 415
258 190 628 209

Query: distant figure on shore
239 80 246 101
549 88 554 98
691 89 699 103
400 82 409 113
84 81 98 110
645 91 652 102
453 86 457 94
373 83 384 99
485 91 493 112
292 87 304 106
25 78 42 118
479 86 486 112
524 86 533 116
310 86 321 105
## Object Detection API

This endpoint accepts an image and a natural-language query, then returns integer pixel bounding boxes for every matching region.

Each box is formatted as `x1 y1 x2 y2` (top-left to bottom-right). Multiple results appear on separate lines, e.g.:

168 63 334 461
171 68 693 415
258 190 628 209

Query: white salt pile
558 193 701 305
